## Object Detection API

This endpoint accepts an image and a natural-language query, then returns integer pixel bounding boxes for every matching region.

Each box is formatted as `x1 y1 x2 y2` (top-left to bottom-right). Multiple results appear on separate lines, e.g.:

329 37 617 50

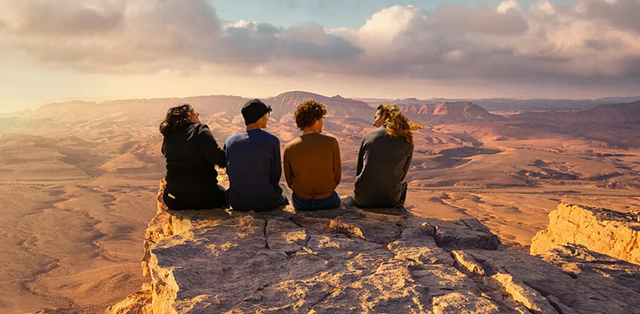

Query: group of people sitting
159 98 422 212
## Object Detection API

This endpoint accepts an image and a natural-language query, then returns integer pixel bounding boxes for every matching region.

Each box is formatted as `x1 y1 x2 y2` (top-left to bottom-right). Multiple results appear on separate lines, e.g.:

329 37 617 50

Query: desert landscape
0 91 639 313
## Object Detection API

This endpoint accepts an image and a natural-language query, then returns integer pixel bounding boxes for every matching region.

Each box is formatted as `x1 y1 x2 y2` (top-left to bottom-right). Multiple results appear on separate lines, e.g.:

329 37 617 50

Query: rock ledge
530 203 640 265
107 187 640 314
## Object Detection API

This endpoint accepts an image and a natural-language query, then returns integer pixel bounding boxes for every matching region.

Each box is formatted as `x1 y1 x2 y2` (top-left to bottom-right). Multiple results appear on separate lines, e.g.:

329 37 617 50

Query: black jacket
162 124 225 195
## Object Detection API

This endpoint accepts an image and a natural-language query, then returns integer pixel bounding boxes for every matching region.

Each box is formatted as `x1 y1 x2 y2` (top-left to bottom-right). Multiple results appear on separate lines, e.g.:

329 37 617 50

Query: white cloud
356 5 427 46
0 0 638 85
497 0 521 13
531 1 555 15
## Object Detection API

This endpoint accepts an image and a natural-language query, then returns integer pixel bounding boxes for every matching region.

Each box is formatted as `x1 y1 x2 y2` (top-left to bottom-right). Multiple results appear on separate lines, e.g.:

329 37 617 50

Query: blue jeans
292 192 341 211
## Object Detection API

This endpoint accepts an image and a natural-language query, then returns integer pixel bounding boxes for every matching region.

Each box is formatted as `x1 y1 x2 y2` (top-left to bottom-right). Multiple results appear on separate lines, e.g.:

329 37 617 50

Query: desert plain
0 91 639 313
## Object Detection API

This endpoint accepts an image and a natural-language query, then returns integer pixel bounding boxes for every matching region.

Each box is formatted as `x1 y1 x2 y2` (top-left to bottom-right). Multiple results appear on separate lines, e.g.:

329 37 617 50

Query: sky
0 0 639 112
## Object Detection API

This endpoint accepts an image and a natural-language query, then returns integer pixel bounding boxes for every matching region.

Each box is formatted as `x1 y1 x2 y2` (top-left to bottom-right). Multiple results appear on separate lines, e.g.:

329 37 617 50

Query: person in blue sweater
224 99 289 211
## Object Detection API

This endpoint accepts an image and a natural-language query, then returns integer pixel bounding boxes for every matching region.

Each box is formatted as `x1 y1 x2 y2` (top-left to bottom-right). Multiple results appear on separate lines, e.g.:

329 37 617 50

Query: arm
333 138 342 185
269 138 283 190
161 138 167 156
400 144 414 182
355 139 365 177
283 146 294 189
197 125 226 168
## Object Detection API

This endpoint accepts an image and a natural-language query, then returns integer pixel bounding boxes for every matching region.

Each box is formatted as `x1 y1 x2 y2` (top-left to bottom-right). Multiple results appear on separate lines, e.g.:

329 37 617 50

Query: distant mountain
559 100 640 124
266 91 375 119
358 96 640 112
31 95 250 122
30 92 376 123
399 102 505 125
359 97 454 107
512 100 640 124
30 92 507 126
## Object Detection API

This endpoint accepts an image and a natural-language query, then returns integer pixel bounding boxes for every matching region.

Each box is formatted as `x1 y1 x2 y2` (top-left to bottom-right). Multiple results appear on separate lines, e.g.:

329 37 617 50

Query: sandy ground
1 108 639 313
0 182 158 313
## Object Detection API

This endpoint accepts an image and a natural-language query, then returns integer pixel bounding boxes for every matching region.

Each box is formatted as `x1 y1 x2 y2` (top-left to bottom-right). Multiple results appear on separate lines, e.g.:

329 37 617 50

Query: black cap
241 99 272 125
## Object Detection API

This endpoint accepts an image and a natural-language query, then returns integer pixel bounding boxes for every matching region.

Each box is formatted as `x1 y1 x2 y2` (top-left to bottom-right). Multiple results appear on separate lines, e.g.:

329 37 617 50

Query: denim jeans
292 191 341 211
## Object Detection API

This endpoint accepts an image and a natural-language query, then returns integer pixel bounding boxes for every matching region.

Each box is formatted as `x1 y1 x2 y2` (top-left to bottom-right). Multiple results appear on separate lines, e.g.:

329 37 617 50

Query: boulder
530 203 640 265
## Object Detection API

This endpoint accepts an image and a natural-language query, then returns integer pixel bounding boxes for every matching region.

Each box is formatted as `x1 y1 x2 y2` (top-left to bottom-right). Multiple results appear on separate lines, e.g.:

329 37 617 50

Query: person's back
284 132 340 198
283 100 341 211
353 126 412 208
225 99 288 212
164 124 222 192
353 104 422 208
161 104 227 210
225 129 286 211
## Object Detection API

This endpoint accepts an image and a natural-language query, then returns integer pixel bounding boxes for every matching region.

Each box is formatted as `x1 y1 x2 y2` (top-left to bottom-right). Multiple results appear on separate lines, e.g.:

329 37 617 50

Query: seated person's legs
232 195 289 212
163 185 227 210
292 192 340 211
351 183 406 209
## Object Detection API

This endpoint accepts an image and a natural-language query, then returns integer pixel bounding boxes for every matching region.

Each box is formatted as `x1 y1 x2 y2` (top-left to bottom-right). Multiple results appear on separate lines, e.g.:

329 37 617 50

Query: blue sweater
224 129 285 211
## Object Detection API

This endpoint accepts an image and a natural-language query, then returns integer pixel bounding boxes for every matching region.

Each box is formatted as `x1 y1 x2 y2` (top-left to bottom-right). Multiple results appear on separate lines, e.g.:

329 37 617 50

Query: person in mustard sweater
283 100 341 211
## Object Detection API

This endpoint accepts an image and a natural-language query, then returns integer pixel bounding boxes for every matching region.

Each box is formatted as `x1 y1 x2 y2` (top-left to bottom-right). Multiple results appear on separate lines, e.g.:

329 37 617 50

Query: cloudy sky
0 0 639 112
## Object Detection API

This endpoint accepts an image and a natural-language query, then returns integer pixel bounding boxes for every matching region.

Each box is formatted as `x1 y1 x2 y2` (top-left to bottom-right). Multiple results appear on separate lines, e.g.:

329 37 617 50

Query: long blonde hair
377 104 424 144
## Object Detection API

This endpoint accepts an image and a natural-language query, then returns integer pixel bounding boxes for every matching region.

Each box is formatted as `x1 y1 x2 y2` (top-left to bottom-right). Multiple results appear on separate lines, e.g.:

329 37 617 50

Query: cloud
435 2 528 36
1 0 124 36
0 0 638 86
330 1 640 81
580 0 640 33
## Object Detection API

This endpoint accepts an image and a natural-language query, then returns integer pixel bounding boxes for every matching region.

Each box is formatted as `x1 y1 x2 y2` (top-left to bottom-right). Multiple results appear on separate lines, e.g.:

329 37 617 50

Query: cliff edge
530 203 640 265
107 184 640 313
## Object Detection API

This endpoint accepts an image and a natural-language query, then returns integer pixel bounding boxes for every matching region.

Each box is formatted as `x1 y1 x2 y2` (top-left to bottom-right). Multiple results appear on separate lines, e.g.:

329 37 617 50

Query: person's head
159 104 200 137
373 106 389 127
376 104 424 144
294 100 327 133
242 99 272 129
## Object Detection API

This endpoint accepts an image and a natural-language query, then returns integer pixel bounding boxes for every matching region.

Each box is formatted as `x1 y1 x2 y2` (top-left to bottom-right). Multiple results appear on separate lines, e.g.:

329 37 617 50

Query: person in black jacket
160 104 227 210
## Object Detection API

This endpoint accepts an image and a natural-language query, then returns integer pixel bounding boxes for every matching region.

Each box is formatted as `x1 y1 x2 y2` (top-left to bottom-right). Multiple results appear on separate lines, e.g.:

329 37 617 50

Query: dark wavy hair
294 99 327 130
159 104 193 137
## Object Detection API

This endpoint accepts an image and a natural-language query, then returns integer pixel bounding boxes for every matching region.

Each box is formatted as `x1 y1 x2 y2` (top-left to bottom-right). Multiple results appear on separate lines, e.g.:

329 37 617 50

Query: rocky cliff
530 203 640 265
107 185 640 313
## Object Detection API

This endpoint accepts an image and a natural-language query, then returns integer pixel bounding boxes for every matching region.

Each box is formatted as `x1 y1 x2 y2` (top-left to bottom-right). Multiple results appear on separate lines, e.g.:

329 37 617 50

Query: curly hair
377 104 424 144
159 104 194 137
294 99 327 130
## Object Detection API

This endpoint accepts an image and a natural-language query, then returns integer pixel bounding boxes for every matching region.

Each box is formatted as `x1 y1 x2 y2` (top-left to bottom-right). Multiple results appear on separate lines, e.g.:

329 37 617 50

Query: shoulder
284 136 302 150
260 130 280 144
192 123 209 131
364 126 387 141
316 134 339 149
225 132 244 144
317 133 337 143
192 124 215 137
371 126 388 136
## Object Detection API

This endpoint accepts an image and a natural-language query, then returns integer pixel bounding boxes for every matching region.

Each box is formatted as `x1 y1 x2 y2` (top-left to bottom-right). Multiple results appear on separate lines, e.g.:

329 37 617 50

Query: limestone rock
108 189 640 314
530 203 640 265
105 283 153 314
431 291 501 314
451 250 485 276
466 245 640 314
427 218 503 250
